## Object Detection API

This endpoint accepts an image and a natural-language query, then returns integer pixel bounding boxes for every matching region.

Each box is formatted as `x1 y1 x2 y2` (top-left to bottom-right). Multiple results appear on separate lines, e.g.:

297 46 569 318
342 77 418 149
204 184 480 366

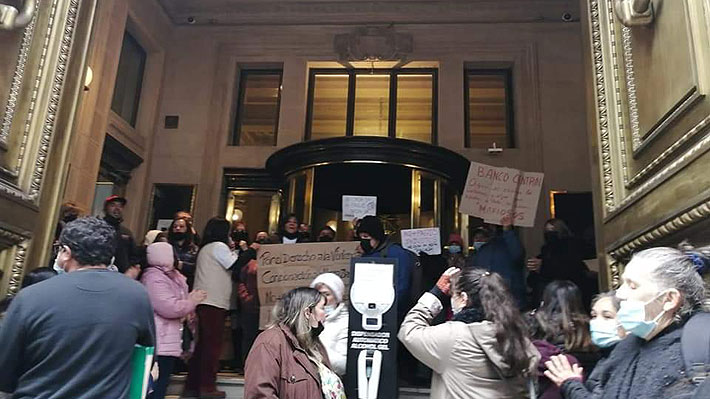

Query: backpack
681 312 710 385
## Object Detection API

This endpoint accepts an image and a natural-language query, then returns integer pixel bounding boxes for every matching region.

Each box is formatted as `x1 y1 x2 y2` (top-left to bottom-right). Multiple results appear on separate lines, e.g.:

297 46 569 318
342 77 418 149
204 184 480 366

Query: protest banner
256 241 361 328
400 227 441 255
460 162 544 227
342 195 377 221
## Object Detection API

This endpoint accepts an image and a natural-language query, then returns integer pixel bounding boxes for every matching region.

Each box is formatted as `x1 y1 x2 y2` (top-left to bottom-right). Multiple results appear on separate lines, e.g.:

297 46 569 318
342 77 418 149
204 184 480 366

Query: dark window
232 70 283 146
150 184 195 230
464 69 514 148
305 69 437 143
111 32 146 127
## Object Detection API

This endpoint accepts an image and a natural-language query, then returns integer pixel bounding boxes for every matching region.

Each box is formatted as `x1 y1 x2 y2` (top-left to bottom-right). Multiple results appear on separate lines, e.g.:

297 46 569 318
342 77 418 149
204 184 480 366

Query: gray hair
632 247 709 319
271 287 324 360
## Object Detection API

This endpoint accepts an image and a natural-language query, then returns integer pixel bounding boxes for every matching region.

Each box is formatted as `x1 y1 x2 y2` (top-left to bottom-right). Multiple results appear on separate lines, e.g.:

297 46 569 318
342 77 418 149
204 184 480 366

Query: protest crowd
1 194 710 399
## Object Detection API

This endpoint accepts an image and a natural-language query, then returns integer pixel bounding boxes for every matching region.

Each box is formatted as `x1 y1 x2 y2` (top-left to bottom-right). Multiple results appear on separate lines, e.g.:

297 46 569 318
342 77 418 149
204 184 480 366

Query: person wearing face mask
466 215 527 309
317 226 336 242
399 267 540 398
309 273 349 376
0 217 155 399
168 217 199 289
245 287 345 399
270 214 310 244
551 291 625 399
527 219 593 310
544 246 710 399
356 215 416 319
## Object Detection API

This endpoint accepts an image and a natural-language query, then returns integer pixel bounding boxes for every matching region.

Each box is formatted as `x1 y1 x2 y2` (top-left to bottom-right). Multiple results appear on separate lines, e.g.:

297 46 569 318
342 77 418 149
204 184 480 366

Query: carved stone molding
0 222 31 250
30 0 80 200
0 0 40 146
611 198 710 254
622 26 641 151
589 0 616 210
5 241 28 297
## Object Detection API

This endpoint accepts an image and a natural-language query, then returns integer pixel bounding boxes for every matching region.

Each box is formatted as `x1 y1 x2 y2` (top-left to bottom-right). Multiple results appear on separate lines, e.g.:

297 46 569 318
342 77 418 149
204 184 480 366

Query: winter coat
244 323 330 399
467 230 526 308
534 340 581 399
398 292 540 399
561 323 698 399
140 244 197 357
105 217 139 273
320 303 349 376
172 240 198 288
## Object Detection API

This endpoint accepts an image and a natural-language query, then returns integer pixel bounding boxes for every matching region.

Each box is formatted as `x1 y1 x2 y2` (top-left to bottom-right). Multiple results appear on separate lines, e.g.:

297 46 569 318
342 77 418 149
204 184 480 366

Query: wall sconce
0 0 36 31
614 0 655 27
231 208 243 222
327 220 338 232
84 66 93 91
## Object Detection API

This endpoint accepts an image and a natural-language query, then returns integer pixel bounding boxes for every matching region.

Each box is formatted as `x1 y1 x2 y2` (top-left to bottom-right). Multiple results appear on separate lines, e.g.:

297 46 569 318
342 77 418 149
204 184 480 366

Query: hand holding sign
342 196 377 221
401 228 441 255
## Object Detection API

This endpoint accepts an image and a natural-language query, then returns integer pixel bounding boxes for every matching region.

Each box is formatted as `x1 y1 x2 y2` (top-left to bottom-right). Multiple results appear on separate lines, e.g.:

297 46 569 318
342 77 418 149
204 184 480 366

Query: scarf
452 306 487 324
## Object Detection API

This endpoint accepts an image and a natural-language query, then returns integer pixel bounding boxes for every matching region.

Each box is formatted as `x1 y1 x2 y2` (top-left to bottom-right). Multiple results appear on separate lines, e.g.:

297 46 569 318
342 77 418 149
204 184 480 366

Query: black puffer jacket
561 323 697 399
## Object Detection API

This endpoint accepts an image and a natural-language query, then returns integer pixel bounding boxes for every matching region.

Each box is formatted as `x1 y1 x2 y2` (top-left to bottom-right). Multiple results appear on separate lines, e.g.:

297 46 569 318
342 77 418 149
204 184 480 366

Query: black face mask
232 231 249 243
256 238 269 244
104 214 122 226
171 232 187 241
544 231 560 243
360 238 374 254
310 321 325 338
318 235 334 242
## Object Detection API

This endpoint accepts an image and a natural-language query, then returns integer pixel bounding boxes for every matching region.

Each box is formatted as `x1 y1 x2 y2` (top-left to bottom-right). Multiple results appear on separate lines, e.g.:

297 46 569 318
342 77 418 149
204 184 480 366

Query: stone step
167 373 431 398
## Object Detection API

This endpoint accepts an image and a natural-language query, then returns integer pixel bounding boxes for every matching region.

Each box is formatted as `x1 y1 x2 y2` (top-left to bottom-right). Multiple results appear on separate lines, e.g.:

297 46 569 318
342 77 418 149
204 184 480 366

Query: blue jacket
466 230 526 308
361 239 415 315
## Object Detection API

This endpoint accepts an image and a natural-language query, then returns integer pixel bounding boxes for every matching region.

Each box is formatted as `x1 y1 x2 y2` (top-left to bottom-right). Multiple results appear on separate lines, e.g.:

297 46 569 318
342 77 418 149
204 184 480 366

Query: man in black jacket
103 195 140 278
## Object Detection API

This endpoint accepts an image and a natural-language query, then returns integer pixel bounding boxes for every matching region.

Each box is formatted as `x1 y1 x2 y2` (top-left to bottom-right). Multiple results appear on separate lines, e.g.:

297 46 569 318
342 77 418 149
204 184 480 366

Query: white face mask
324 305 336 316
52 256 65 275
450 296 464 315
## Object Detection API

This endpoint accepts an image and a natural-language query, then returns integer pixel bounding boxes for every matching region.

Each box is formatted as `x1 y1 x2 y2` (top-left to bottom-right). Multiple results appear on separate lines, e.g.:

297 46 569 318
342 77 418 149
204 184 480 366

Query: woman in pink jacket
141 242 206 399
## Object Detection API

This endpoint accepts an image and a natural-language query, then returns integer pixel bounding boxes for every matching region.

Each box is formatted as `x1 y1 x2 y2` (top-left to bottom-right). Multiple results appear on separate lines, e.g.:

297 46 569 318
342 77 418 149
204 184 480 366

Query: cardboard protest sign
460 162 544 227
256 241 361 328
342 195 377 221
400 227 441 255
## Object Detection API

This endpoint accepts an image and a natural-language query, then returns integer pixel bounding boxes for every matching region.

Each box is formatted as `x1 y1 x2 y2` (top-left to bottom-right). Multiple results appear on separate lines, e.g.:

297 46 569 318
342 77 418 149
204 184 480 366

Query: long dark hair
531 280 593 352
200 217 231 249
453 268 533 375
168 217 195 248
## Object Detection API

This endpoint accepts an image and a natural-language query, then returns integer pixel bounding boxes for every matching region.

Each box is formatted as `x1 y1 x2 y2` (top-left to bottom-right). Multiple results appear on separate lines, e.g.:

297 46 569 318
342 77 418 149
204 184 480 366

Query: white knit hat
310 273 345 303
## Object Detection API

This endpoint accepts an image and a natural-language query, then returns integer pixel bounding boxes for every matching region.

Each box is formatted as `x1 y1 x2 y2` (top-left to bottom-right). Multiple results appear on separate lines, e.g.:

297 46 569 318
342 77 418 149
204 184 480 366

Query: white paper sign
400 227 441 255
460 162 544 228
156 219 173 231
342 195 377 221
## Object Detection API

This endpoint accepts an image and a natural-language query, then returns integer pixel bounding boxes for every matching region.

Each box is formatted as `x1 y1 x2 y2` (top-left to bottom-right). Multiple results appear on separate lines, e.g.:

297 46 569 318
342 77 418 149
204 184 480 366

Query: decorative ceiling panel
157 0 580 26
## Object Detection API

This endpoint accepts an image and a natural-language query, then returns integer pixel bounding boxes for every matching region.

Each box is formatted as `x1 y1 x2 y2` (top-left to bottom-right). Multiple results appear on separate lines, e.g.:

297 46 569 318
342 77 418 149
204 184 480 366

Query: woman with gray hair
244 287 345 399
544 246 710 399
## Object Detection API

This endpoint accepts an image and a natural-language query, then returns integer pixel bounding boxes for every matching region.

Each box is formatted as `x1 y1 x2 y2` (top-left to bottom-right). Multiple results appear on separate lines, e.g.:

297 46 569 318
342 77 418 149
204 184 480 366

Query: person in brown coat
244 287 346 399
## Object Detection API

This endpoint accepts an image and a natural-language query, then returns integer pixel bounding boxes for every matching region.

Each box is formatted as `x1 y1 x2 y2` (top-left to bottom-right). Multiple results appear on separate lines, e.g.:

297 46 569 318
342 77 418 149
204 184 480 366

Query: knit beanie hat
146 242 175 270
356 215 385 242
310 273 345 303
447 233 464 247
144 230 162 246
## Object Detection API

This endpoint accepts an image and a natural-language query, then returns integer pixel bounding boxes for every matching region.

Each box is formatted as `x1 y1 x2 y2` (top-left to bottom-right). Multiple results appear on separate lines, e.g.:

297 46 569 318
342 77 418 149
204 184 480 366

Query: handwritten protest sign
460 162 544 227
342 195 377 221
401 228 441 255
256 241 361 328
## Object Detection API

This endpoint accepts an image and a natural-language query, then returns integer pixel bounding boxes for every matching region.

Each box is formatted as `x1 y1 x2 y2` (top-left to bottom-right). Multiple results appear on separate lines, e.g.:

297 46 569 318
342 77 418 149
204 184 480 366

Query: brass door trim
605 196 710 288
588 0 710 217
0 0 39 146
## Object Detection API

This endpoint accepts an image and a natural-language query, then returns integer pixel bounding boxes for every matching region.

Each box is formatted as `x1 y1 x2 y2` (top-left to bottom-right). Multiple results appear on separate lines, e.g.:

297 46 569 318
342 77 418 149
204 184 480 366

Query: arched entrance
254 136 469 239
